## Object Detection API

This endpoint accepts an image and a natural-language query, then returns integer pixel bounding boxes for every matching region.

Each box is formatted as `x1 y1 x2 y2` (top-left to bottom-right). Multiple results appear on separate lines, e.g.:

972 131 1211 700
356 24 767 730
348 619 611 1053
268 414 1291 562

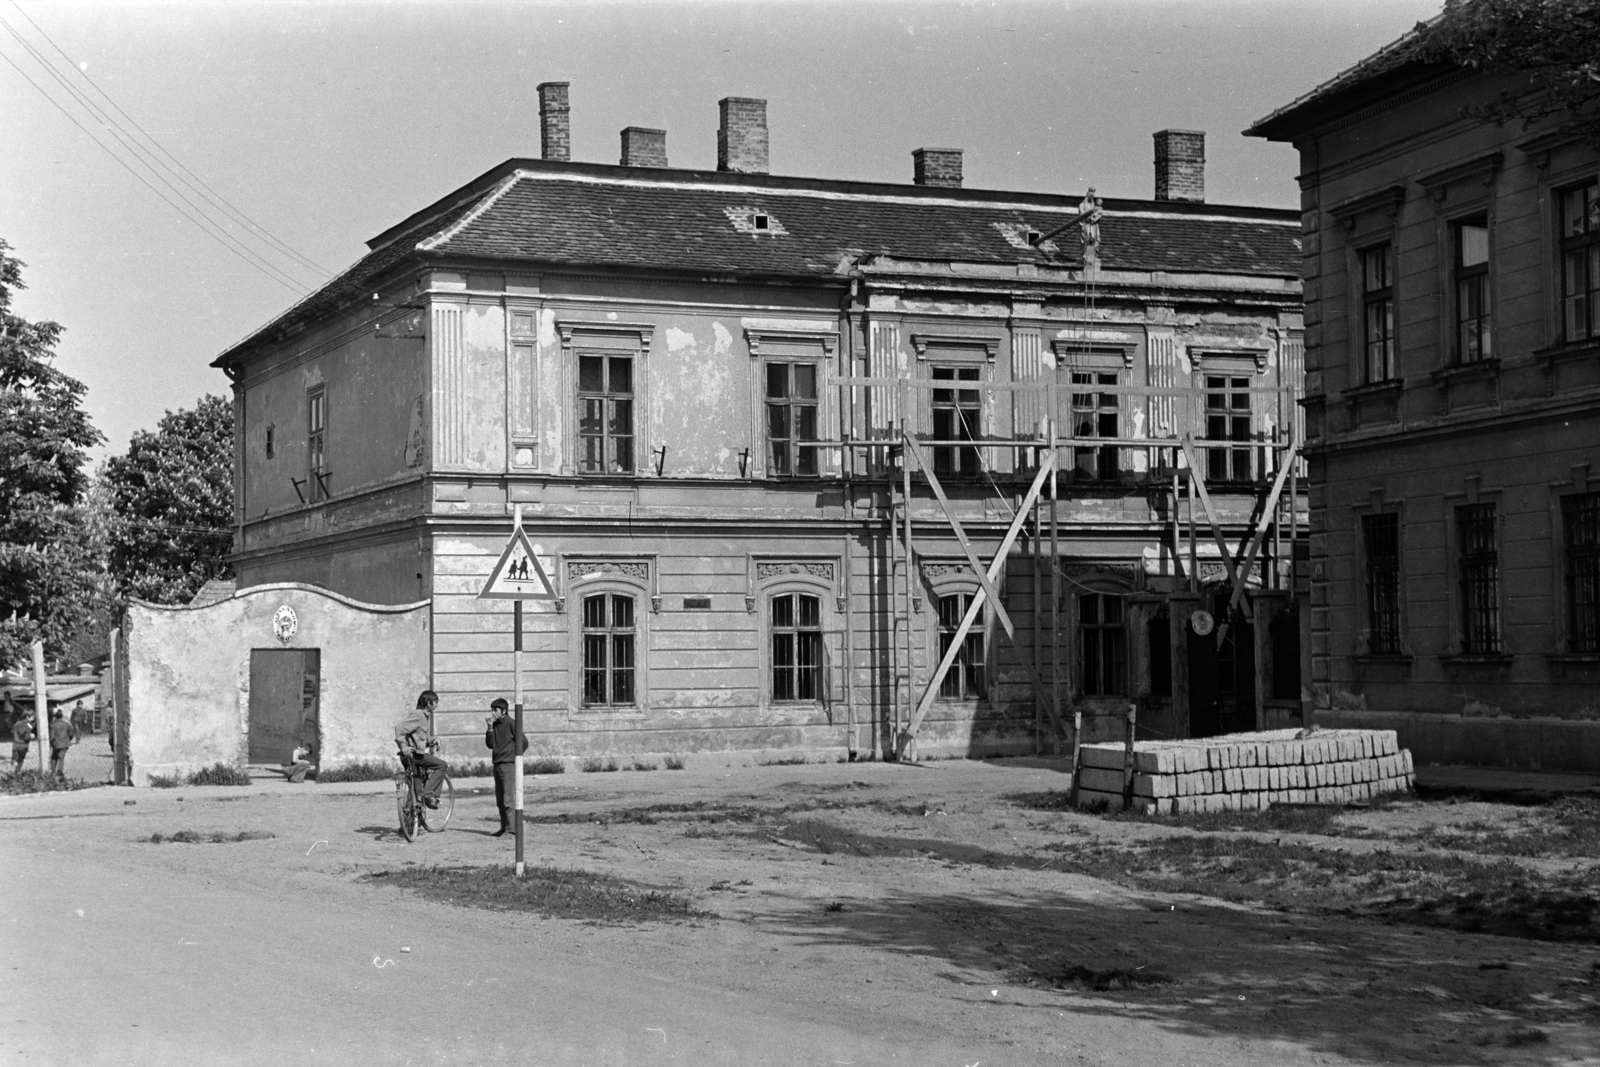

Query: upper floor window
936 593 985 700
1456 503 1500 654
770 593 823 701
307 387 327 502
1078 592 1126 696
1563 492 1600 654
1361 244 1395 382
1561 180 1600 343
1454 218 1491 363
578 354 634 474
1204 375 1252 483
931 367 980 479
581 593 636 707
765 362 819 477
1362 513 1401 654
1070 371 1119 480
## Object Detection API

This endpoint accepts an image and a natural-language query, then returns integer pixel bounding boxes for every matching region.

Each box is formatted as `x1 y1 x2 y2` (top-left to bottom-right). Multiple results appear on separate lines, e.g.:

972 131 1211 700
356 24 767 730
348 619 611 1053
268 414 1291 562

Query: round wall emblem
272 605 298 644
1190 610 1215 637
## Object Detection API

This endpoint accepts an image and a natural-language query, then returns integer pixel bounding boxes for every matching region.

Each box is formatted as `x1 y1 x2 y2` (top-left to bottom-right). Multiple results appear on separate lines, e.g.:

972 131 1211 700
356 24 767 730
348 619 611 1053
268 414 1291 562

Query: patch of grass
758 755 809 766
663 754 687 771
1028 963 1172 992
146 773 182 788
315 760 395 783
148 830 275 844
450 760 494 778
363 864 707 923
1046 835 1600 943
1 769 97 795
627 759 658 772
186 763 252 786
527 757 566 775
580 757 620 773
1414 795 1600 859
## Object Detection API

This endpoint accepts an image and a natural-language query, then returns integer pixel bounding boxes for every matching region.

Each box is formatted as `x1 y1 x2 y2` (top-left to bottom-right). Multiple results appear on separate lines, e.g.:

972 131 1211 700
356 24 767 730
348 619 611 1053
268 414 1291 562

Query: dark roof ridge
368 157 1296 251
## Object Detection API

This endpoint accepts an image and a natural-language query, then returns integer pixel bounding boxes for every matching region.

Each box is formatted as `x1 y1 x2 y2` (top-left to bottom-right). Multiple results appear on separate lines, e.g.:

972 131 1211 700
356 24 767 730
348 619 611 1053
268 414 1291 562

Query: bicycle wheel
422 775 454 832
395 776 418 842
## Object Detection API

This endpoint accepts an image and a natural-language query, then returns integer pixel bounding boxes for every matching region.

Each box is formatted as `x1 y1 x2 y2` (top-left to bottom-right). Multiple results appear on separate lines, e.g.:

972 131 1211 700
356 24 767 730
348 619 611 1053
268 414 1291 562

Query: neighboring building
1248 31 1600 770
214 86 1304 763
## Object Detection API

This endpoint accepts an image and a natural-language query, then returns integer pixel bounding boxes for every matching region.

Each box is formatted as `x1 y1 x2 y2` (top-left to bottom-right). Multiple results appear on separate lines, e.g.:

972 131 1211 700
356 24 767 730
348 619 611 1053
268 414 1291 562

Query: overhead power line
10 2 332 279
0 10 326 295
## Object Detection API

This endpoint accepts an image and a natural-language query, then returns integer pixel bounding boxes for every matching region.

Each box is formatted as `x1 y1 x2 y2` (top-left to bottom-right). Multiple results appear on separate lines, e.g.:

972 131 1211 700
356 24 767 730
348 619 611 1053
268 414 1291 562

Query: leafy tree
0 240 103 669
103 394 234 605
1415 0 1600 144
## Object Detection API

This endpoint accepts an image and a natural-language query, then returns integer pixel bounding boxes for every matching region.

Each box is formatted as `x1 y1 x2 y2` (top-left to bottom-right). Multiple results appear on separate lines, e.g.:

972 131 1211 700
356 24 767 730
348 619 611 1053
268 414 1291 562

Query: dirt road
3 757 1596 1066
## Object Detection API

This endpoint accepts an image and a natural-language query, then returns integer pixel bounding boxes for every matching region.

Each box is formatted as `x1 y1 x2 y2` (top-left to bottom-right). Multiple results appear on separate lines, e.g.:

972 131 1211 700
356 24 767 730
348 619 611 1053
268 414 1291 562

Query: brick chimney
620 127 667 168
538 82 570 162
717 97 768 174
1154 129 1205 202
912 148 963 188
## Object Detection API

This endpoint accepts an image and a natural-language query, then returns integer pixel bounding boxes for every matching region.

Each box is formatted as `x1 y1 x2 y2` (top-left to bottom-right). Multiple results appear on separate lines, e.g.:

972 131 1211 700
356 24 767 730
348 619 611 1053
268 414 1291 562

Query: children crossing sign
478 522 557 601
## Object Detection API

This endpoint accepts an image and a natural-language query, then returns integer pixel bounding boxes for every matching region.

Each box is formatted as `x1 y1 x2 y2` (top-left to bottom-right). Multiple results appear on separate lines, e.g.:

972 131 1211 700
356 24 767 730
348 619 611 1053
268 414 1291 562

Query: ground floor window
937 593 985 699
771 593 823 701
1565 492 1600 653
1079 592 1126 696
582 593 636 706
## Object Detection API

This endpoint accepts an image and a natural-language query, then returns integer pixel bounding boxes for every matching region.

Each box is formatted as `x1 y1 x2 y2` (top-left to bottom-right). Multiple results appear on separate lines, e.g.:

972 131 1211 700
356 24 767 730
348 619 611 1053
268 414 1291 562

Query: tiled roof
215 163 1299 368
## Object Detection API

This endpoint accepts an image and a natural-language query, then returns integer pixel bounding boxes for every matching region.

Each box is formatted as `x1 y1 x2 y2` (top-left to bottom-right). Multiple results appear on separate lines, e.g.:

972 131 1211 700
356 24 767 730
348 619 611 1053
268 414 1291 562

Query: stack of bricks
1074 729 1415 814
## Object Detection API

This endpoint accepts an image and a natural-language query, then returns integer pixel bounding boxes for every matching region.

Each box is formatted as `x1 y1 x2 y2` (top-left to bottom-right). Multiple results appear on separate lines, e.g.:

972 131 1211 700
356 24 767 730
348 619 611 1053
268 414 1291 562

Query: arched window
937 592 985 699
771 592 823 701
581 593 636 707
1079 592 1127 696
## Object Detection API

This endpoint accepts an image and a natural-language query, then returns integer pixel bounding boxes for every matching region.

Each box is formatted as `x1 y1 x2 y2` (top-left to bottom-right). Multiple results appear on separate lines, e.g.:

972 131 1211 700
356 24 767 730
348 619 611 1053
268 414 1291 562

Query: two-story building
215 85 1304 763
1248 29 1600 771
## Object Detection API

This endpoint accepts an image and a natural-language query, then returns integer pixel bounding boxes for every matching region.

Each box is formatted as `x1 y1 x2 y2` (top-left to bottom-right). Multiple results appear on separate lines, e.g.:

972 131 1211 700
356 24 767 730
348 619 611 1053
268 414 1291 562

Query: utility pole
31 640 48 774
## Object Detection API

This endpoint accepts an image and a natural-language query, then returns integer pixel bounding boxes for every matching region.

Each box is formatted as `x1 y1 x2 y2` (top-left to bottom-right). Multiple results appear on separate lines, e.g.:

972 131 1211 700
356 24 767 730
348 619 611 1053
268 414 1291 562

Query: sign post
477 505 557 876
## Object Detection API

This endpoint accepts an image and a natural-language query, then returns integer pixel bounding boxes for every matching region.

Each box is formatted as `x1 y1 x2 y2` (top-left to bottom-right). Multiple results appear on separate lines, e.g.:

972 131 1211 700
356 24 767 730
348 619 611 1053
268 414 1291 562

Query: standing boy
483 698 528 837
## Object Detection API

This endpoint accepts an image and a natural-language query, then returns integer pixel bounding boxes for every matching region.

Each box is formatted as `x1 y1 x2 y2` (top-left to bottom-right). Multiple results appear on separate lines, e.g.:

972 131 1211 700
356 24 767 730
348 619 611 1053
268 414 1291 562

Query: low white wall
125 583 429 786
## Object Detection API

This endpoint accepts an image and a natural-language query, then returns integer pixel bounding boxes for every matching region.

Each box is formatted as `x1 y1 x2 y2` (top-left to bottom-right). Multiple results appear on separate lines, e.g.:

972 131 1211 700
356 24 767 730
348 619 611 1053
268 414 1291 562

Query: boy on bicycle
396 690 448 807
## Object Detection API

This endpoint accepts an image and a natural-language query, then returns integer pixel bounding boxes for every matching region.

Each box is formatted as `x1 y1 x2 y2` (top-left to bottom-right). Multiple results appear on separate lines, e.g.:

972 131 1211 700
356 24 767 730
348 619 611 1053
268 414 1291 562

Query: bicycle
394 743 454 841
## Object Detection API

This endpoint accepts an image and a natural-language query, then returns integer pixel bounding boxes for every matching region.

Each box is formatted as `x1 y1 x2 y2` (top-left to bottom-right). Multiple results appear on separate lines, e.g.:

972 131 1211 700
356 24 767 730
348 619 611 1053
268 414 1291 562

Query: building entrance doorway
248 649 319 764
1186 594 1255 738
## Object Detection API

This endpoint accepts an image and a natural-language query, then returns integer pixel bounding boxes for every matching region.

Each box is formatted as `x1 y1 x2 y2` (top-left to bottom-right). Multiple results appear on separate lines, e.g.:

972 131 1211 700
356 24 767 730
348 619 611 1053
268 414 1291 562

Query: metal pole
1031 485 1042 756
901 419 916 761
1048 419 1060 756
512 505 526 878
31 640 47 774
843 530 855 758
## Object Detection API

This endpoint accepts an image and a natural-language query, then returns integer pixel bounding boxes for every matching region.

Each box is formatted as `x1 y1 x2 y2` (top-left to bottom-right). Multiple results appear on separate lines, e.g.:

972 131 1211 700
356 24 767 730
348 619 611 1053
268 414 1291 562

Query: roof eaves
1245 17 1440 140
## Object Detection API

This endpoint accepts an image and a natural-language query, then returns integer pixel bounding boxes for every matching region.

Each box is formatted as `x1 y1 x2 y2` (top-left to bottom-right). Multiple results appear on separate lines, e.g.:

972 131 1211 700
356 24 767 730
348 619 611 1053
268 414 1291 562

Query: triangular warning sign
478 526 557 600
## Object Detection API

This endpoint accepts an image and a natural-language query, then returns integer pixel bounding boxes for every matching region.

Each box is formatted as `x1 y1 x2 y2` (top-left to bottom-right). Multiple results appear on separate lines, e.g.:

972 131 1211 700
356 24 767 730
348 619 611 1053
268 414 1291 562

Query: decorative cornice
755 561 835 583
743 325 838 358
554 319 655 352
1328 186 1406 232
909 332 999 362
1416 151 1503 203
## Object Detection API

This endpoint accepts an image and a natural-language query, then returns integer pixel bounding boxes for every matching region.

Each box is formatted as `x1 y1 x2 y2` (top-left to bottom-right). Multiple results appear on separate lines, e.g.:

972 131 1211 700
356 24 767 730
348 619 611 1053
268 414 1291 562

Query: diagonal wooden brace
897 452 1063 759
1178 437 1252 619
1216 445 1297 646
902 434 1015 641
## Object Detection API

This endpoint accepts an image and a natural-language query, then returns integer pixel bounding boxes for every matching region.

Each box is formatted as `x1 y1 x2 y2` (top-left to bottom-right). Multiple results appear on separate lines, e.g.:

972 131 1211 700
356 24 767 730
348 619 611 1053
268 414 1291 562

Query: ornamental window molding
910 332 999 363
554 319 655 354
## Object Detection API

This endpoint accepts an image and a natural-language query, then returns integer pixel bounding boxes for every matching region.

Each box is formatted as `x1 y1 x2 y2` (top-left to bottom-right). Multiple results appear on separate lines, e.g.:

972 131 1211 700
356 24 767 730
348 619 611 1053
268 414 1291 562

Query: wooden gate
248 649 319 764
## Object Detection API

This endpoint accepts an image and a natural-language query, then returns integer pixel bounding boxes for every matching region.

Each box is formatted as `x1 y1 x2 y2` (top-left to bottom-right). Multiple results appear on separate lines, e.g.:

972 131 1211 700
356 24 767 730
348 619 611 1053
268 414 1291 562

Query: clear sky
0 0 1441 459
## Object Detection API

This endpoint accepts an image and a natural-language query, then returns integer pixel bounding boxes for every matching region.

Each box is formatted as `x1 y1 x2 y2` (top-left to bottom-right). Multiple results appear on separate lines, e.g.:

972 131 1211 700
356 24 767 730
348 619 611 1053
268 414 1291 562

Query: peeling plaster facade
217 161 1304 763
122 585 428 785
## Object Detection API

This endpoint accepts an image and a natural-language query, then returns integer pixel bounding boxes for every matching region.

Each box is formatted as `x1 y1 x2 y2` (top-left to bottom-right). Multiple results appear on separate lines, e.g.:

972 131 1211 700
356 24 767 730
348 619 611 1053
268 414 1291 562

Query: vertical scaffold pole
1048 418 1061 757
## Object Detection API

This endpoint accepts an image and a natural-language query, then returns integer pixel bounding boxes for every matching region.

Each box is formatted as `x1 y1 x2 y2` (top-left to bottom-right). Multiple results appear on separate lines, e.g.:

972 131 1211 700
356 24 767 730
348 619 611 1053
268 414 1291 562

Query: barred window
1070 371 1119 480
581 594 636 706
1205 375 1253 482
765 362 819 477
1560 181 1600 343
1455 218 1491 363
937 593 985 699
1564 493 1600 653
931 367 981 478
1457 504 1500 654
1079 593 1126 696
1363 513 1402 654
771 593 823 701
1361 244 1395 381
577 354 635 474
